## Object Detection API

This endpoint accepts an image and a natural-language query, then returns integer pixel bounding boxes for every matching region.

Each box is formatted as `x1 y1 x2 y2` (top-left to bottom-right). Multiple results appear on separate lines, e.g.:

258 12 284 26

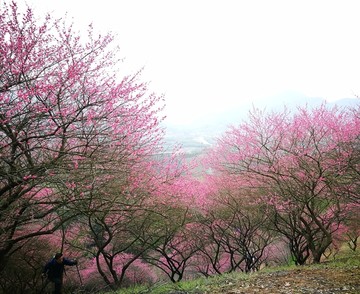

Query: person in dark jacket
42 252 77 294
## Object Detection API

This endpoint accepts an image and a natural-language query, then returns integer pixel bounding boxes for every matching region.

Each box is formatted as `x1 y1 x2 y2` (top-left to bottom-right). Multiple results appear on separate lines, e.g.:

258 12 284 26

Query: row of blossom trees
0 1 359 292
204 104 360 265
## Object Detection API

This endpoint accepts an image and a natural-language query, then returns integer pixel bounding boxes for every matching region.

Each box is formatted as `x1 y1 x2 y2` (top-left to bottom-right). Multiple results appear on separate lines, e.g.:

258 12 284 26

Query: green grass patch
111 249 360 294
112 271 251 294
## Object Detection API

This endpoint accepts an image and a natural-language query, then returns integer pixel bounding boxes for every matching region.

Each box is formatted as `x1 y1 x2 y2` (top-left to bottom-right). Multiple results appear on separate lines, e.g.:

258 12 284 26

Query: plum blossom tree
272 206 311 265
345 102 360 202
63 185 164 289
193 217 229 276
0 1 165 272
205 104 360 263
341 203 360 251
193 177 273 274
59 141 190 289
217 196 272 273
140 206 199 283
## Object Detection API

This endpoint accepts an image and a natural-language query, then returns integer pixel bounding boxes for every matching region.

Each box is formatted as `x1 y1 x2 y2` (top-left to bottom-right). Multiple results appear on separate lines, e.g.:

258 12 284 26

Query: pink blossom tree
0 1 165 272
59 142 190 289
192 217 229 276
193 177 273 274
205 104 360 263
341 203 360 251
140 206 199 283
346 102 360 204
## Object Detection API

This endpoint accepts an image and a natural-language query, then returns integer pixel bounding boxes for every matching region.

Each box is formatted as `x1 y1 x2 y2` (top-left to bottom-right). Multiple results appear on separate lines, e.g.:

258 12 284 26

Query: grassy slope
111 249 360 294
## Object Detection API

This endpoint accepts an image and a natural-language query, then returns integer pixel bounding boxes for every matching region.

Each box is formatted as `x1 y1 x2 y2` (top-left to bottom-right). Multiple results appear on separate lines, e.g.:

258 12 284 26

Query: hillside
201 263 360 294
115 251 360 294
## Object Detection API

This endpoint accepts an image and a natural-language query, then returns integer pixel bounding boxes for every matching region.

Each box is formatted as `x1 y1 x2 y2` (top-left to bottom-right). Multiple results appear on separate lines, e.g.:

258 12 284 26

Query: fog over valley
163 93 359 155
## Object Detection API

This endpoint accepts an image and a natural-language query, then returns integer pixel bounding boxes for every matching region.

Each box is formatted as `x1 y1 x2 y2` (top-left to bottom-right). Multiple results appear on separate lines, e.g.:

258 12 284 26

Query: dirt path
213 266 360 294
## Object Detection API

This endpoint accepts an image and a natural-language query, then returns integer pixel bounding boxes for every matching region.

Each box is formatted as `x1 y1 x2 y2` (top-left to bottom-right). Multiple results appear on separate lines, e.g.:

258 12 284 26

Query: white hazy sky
22 0 360 125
